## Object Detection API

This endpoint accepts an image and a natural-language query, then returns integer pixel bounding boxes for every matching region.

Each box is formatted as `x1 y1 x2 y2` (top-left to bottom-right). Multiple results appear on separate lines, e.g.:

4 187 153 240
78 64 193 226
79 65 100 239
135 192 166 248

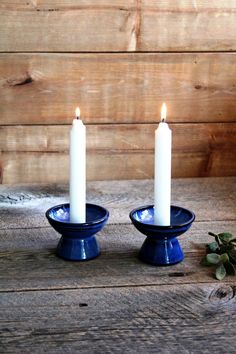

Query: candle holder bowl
46 203 109 261
130 205 195 266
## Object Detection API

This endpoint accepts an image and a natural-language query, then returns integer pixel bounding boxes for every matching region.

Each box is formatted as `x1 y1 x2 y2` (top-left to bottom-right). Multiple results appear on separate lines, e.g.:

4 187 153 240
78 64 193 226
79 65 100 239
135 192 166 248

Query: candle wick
161 118 165 123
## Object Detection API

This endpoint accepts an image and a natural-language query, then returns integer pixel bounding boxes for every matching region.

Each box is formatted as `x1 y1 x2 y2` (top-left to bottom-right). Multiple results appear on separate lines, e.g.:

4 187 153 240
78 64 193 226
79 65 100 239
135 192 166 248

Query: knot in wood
7 73 33 87
194 84 202 90
209 285 234 304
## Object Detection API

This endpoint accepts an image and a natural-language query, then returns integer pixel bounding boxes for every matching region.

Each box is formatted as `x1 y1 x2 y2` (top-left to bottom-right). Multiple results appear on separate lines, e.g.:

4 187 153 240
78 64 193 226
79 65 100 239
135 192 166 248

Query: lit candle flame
161 103 167 122
75 107 80 119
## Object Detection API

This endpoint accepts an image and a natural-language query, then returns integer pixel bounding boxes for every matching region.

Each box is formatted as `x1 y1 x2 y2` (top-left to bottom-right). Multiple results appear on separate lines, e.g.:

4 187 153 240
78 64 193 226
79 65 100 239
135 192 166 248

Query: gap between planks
1 121 236 127
1 279 234 295
1 50 236 54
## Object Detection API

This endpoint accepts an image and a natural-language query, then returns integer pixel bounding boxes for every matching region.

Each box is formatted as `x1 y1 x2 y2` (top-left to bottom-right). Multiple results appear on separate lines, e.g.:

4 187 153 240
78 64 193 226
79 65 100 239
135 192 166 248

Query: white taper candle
69 107 86 223
154 103 172 226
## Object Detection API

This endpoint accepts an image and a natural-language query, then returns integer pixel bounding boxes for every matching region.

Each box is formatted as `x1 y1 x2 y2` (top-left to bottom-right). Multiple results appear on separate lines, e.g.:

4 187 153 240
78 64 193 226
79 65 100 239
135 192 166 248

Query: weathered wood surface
0 249 220 292
0 177 235 292
1 221 236 252
1 149 235 183
1 284 236 354
1 2 236 185
1 123 236 182
1 53 236 125
0 178 235 228
0 1 236 52
1 224 236 292
0 178 236 353
3 123 236 152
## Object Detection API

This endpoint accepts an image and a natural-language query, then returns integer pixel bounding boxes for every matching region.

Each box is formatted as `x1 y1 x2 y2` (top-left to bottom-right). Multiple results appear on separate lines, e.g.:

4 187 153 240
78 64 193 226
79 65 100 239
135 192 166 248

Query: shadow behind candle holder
46 203 109 261
130 205 195 266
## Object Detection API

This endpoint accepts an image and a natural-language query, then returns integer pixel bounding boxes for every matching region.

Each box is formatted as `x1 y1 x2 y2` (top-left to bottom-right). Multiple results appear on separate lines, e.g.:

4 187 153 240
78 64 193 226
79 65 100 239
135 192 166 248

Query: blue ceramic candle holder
130 205 195 266
46 203 109 261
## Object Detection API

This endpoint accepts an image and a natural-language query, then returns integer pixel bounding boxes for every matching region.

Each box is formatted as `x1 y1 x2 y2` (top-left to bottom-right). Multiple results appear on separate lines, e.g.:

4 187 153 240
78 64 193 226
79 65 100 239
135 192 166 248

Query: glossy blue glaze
130 205 195 266
46 203 109 261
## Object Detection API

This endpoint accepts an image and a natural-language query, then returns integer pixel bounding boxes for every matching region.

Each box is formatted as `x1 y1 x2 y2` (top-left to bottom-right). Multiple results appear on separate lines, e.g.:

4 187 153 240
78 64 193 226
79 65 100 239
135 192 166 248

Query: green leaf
204 231 236 280
200 255 213 266
224 261 236 276
220 253 229 263
218 232 233 242
215 264 227 280
208 241 219 252
206 253 220 265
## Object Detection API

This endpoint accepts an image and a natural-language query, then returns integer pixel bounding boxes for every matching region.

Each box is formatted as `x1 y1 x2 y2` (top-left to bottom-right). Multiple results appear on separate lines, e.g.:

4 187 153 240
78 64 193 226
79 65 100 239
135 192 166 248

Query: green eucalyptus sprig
201 232 236 280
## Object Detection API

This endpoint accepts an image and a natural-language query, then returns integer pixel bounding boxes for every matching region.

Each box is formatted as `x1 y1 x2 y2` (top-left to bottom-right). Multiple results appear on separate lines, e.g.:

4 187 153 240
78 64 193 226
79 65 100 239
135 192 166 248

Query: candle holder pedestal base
46 203 109 261
130 205 195 266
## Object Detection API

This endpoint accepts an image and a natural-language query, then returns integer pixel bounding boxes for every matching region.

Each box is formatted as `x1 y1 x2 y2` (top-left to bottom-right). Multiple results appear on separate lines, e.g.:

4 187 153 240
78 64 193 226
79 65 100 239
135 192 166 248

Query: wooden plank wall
0 1 236 183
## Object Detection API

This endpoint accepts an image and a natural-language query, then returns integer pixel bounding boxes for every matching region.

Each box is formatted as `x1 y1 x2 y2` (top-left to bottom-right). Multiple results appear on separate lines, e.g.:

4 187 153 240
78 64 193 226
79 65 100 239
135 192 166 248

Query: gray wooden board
0 245 236 292
1 283 236 354
0 177 236 353
0 218 235 291
0 177 235 230
0 220 236 252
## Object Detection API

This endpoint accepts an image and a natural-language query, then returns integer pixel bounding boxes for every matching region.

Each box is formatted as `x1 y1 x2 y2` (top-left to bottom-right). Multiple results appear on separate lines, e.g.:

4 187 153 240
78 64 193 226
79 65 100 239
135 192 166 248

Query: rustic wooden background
0 1 236 183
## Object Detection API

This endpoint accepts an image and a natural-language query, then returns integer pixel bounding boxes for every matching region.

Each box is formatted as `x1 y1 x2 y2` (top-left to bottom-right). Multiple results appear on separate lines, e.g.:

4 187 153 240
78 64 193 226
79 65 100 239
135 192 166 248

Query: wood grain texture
0 1 236 52
0 178 235 228
1 221 236 252
1 53 236 125
0 143 235 183
0 178 235 353
0 221 236 292
1 123 235 182
1 284 236 353
0 250 218 292
1 0 236 349
142 1 236 52
1 123 236 152
0 1 137 52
